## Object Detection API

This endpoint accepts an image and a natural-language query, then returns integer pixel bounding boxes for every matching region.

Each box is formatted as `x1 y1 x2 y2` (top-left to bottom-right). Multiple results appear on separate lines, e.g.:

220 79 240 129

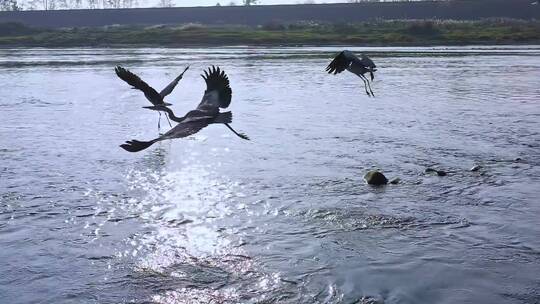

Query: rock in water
470 165 482 172
436 170 447 176
364 171 388 185
389 177 401 185
425 167 447 176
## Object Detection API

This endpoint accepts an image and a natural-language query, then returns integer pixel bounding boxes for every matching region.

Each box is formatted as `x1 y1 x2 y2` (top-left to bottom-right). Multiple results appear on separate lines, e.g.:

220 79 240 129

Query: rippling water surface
0 46 539 304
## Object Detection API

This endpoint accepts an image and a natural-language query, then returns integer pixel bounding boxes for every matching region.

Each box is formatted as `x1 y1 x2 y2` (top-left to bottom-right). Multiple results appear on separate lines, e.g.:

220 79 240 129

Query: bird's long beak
181 66 190 75
143 105 167 111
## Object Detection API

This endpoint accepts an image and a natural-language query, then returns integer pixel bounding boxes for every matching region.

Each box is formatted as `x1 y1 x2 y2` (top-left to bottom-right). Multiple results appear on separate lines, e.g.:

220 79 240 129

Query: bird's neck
162 107 185 123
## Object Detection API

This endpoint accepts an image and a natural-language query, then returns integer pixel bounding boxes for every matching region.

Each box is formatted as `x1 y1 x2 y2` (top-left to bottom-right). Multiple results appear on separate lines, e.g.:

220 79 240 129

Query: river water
0 46 539 304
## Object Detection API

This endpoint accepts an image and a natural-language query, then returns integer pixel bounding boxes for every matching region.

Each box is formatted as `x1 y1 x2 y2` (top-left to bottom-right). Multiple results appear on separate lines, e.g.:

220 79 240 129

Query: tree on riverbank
158 0 174 7
0 0 139 10
0 0 21 10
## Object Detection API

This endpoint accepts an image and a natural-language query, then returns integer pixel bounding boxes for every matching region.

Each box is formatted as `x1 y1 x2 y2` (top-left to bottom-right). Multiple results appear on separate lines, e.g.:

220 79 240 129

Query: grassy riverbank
1 19 539 47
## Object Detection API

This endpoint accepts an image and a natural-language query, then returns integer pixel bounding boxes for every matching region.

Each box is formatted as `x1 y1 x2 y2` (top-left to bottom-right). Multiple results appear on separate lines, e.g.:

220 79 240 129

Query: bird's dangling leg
158 112 162 134
165 113 173 128
224 123 250 140
359 75 371 97
366 79 375 97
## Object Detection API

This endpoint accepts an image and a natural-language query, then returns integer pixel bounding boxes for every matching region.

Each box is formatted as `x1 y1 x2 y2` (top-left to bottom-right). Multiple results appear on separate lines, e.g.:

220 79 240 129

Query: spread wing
119 119 210 153
197 66 232 111
326 50 357 75
115 66 164 105
159 66 190 98
160 119 210 140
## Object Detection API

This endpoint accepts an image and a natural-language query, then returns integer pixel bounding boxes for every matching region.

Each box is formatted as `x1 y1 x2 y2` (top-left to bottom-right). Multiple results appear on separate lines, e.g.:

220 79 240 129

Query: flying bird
115 65 189 131
144 105 250 141
326 50 377 97
120 66 249 153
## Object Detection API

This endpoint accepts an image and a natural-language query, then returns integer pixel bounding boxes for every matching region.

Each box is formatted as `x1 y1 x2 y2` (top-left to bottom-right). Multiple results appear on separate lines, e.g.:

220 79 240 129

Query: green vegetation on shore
1 19 539 47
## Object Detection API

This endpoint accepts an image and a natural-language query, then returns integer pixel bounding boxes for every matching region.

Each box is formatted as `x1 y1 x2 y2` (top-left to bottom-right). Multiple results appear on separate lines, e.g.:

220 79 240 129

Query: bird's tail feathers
120 139 157 153
213 111 233 124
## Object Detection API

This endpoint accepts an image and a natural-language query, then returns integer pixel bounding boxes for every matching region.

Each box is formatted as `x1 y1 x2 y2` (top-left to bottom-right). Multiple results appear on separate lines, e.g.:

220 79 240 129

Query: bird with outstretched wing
120 66 249 153
326 50 377 97
115 65 189 131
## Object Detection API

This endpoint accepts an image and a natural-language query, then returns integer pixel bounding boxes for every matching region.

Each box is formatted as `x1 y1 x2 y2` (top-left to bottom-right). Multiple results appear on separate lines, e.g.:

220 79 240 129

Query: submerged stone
364 171 388 185
425 167 447 176
436 170 447 176
470 165 482 172
389 177 401 185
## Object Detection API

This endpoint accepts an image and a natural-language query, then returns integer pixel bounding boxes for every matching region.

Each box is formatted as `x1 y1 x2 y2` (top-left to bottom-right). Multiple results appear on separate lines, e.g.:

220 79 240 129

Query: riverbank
1 19 539 47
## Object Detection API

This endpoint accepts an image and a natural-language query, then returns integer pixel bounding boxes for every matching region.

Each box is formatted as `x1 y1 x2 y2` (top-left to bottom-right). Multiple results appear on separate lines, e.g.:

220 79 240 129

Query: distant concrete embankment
0 0 539 28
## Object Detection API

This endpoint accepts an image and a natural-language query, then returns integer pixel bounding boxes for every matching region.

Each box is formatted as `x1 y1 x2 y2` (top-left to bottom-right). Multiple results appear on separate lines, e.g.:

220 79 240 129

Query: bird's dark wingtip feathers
201 65 232 108
120 140 155 153
326 51 350 75
120 143 133 152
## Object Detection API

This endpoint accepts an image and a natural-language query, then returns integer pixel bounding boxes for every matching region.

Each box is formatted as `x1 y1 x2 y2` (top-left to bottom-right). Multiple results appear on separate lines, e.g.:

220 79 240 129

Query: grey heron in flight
115 65 189 131
120 66 249 153
326 50 377 97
